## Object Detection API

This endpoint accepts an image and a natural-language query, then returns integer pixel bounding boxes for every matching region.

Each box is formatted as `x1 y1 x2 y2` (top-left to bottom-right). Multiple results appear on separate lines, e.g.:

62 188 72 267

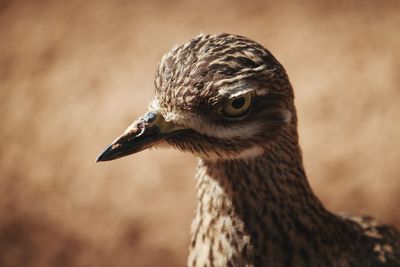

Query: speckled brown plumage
97 33 400 267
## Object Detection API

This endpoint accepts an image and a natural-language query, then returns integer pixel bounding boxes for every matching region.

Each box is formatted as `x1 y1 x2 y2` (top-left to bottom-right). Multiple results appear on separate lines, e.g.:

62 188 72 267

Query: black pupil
231 97 245 109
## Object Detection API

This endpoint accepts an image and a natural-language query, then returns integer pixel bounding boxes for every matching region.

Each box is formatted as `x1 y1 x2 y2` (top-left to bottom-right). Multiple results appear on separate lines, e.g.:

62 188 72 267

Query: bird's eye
221 93 253 118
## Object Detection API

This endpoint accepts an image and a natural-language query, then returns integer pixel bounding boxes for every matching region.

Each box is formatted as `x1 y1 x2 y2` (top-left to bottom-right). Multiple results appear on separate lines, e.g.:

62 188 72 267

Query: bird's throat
187 143 329 267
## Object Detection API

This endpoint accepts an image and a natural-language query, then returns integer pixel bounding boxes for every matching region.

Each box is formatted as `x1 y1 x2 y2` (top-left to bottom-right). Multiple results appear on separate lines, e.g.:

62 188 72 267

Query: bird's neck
188 139 341 267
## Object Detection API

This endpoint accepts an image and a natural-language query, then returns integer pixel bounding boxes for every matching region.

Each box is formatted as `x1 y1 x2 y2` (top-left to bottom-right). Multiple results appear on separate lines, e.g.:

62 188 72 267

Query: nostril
135 124 146 137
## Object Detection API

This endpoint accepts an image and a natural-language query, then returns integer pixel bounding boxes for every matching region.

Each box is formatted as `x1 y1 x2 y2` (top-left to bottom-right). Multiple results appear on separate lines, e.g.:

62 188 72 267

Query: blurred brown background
1 0 400 266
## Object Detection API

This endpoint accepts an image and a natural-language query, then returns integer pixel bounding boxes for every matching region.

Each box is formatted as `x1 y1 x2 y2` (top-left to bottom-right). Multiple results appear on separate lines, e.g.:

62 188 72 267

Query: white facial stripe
217 81 249 96
188 117 262 139
218 85 269 98
229 89 253 98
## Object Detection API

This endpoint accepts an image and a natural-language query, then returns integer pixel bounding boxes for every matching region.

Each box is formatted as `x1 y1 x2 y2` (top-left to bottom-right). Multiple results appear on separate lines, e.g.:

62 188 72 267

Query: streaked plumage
97 33 400 267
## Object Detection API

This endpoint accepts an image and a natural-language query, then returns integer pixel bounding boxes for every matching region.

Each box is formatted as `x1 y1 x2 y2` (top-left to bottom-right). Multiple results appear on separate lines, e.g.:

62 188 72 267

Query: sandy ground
0 0 399 266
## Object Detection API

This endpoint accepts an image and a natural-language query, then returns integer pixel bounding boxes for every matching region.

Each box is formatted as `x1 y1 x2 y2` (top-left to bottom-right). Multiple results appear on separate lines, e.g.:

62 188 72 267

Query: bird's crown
154 33 292 117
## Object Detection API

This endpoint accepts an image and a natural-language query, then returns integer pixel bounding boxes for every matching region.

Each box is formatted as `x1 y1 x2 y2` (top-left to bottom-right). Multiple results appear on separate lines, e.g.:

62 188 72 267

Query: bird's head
97 33 296 162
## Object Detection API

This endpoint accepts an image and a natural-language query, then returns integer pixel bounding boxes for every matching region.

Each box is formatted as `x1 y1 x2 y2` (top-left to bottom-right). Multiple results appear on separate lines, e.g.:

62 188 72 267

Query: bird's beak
96 110 185 162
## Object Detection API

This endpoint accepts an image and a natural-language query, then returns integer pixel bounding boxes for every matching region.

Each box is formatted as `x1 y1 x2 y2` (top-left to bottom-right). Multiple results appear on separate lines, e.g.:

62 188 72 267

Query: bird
96 33 400 267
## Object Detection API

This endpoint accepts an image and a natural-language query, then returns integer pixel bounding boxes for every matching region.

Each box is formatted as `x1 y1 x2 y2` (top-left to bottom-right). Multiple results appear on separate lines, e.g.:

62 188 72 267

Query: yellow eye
222 93 253 118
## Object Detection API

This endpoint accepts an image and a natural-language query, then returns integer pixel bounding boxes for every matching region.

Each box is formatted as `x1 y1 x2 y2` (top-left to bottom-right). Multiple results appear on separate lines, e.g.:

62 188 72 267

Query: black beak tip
95 145 114 162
